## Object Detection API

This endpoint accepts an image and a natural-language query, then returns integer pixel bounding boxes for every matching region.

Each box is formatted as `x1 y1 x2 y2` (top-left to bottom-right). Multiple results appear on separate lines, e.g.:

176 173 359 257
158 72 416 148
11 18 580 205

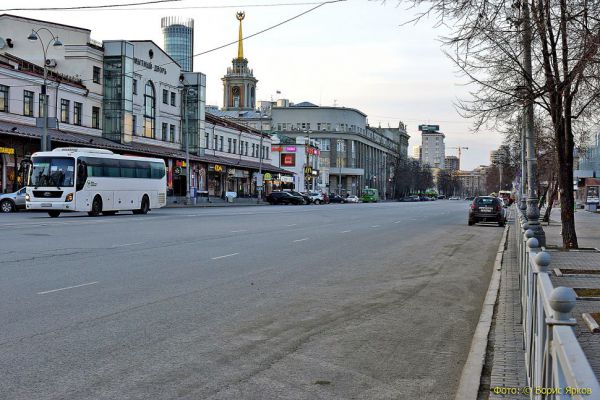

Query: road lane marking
230 229 247 233
211 253 239 260
340 230 352 233
111 242 143 248
371 225 380 228
37 281 98 295
394 221 402 224
286 224 297 227
293 238 309 242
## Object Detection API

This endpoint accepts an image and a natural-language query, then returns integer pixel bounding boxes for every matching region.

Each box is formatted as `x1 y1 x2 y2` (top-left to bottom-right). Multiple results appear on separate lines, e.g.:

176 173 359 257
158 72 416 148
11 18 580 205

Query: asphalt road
0 200 503 400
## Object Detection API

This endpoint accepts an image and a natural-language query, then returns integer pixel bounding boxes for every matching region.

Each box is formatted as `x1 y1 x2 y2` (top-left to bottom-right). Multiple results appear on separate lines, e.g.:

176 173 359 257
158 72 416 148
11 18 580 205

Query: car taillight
471 203 476 210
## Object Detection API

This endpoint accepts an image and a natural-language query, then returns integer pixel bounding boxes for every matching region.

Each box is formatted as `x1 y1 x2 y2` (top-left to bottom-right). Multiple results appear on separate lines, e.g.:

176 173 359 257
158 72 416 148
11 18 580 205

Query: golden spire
236 11 245 59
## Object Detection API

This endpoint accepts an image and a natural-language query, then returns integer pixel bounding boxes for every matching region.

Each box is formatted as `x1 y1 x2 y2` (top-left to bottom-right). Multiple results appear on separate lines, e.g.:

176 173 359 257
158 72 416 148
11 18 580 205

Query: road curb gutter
454 223 509 400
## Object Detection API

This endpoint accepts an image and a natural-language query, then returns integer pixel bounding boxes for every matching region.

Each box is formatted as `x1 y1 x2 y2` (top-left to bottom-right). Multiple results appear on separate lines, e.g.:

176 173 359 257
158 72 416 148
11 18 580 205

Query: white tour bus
26 148 167 217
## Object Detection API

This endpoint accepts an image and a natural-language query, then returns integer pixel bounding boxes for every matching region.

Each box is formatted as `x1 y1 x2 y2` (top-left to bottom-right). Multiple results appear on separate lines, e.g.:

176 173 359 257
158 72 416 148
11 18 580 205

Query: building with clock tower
222 12 257 112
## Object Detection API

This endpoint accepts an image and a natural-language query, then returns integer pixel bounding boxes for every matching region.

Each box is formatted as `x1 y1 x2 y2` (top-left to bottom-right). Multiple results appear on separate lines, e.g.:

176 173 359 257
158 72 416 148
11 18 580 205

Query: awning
0 121 293 175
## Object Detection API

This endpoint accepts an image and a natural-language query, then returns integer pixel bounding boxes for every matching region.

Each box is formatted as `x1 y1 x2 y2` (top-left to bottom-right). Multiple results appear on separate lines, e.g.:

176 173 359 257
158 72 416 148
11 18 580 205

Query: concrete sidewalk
165 196 268 208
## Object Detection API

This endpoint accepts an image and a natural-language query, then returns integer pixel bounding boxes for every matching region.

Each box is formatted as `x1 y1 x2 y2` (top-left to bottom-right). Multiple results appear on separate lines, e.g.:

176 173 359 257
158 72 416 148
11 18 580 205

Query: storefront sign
284 146 297 152
304 166 313 175
0 147 14 155
281 176 293 183
264 172 272 181
281 154 295 167
209 164 224 172
271 146 283 152
306 147 320 155
133 57 167 75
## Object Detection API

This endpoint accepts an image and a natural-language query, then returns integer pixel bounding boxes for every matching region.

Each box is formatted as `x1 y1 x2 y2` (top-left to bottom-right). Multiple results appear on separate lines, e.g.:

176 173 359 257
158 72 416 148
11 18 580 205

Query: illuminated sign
306 147 320 155
284 146 297 152
0 147 14 155
281 154 295 166
271 146 283 152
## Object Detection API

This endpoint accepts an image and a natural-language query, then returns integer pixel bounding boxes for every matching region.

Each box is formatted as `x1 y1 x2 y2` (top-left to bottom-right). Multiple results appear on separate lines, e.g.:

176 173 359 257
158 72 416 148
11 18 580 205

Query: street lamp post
521 0 545 246
27 29 63 152
257 113 264 204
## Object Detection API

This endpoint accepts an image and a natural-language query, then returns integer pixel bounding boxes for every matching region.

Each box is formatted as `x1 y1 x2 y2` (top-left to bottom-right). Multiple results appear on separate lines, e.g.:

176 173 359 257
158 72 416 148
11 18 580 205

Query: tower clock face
232 86 240 96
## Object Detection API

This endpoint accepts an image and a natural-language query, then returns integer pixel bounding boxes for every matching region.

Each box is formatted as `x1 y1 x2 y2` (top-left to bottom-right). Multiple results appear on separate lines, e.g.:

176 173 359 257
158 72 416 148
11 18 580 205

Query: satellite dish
0 37 6 50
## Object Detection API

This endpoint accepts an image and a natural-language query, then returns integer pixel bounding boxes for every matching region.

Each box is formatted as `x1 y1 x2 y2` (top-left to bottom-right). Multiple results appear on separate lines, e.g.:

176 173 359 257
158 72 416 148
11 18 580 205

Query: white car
346 195 360 203
449 196 461 200
308 192 325 205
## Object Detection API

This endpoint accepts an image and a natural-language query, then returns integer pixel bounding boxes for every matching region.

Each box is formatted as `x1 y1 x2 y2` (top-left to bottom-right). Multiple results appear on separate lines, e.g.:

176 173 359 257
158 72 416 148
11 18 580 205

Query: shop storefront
207 163 225 197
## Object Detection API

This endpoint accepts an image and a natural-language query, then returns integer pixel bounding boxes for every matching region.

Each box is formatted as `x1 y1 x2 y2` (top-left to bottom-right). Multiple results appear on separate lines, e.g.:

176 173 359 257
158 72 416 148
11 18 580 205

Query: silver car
0 187 27 213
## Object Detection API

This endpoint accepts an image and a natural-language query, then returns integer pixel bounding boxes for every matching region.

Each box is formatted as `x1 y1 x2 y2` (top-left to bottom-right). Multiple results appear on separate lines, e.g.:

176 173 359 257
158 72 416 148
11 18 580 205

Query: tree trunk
558 164 578 248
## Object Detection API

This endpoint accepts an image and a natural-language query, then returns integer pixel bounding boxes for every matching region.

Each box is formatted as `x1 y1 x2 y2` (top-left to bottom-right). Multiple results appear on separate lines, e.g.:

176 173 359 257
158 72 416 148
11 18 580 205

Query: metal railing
514 206 600 398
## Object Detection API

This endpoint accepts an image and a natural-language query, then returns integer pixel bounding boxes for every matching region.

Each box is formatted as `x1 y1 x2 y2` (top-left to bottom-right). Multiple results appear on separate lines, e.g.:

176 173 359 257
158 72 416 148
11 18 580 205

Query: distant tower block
161 16 194 72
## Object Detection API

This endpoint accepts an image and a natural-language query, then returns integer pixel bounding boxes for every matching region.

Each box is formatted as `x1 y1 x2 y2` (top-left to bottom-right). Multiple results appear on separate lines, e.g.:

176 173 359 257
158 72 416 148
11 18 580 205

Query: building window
162 122 168 141
162 89 168 104
205 132 209 149
219 136 224 151
73 102 82 125
23 90 34 117
93 66 101 84
60 99 70 123
252 143 255 157
38 93 47 117
132 115 137 135
92 106 100 129
133 79 137 95
233 139 237 153
169 124 175 142
245 142 248 156
144 81 156 138
228 138 232 153
213 135 218 150
170 92 176 106
0 85 8 112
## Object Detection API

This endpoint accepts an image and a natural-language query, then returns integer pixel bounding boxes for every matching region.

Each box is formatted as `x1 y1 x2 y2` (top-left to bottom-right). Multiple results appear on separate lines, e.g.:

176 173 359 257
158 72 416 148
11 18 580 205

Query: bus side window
76 160 88 191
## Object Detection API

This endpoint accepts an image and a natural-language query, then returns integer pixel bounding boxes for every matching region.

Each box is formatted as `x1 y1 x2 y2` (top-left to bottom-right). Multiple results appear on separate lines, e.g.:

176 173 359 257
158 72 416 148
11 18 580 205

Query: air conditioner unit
45 59 57 68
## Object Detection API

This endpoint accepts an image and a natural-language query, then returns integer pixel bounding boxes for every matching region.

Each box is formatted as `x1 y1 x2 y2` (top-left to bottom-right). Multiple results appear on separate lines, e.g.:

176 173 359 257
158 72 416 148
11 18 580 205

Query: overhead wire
1 0 345 88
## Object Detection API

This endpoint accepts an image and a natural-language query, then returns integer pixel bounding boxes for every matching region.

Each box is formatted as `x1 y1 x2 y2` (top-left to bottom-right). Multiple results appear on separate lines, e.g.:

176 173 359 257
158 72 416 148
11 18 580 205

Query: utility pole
522 0 545 245
184 87 191 205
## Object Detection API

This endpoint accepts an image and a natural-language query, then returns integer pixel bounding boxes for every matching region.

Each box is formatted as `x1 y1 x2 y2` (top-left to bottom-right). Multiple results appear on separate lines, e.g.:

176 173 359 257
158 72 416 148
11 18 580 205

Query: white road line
293 238 309 242
286 224 297 227
230 229 247 233
340 230 352 233
211 252 239 260
37 281 98 295
394 221 402 224
111 242 143 248
371 225 380 228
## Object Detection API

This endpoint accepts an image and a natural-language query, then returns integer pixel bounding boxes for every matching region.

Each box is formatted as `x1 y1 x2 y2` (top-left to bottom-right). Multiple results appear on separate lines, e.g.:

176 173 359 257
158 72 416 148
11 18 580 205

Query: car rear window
476 198 495 205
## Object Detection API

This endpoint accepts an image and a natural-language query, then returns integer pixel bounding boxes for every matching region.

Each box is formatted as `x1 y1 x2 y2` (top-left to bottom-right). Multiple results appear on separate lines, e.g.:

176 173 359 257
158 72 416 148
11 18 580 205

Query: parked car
283 190 310 204
266 191 304 205
468 196 506 226
308 192 325 205
346 195 360 203
399 195 420 202
437 195 446 200
329 194 347 203
0 187 26 213
449 196 461 200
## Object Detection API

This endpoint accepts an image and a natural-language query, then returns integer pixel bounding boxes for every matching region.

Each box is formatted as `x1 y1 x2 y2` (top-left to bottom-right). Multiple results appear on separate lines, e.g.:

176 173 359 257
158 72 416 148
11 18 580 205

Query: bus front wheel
48 211 60 218
88 196 102 217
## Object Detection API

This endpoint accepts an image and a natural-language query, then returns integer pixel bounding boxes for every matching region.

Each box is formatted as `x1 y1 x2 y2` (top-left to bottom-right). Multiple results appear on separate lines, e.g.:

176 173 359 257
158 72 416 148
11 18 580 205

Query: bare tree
399 0 600 248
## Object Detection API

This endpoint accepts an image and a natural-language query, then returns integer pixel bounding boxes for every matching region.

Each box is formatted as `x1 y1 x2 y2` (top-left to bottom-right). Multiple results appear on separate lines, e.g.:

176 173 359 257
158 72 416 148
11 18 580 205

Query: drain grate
558 269 600 275
574 288 600 299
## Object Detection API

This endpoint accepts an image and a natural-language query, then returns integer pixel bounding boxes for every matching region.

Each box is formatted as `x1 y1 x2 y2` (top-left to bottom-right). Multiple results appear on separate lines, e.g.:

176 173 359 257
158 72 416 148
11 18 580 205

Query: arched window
144 81 155 138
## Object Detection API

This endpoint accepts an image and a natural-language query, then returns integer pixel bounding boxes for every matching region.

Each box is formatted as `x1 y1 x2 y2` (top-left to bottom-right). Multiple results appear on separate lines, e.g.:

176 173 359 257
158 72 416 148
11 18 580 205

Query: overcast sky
7 0 504 169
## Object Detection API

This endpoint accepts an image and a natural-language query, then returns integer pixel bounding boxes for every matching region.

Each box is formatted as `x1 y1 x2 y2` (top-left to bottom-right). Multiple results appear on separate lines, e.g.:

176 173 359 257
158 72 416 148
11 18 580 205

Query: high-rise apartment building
420 125 445 169
161 17 194 72
412 145 422 161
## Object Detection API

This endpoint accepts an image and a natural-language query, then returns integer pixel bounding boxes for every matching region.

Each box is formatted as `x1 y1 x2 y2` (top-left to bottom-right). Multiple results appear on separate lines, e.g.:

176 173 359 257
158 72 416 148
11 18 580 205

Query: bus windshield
30 157 75 188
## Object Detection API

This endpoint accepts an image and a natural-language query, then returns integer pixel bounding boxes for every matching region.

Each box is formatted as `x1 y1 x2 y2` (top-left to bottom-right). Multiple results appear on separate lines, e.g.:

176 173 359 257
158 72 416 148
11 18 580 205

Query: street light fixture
27 28 63 152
